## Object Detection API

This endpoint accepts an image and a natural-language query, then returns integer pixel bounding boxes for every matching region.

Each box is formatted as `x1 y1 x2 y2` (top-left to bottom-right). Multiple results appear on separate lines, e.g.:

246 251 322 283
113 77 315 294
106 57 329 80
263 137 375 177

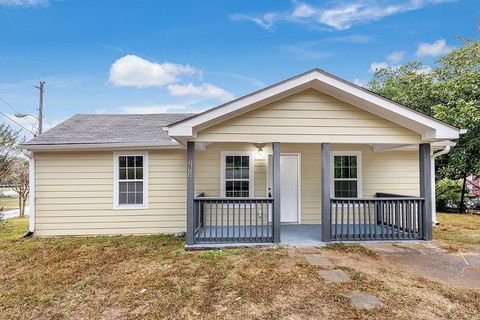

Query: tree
0 124 20 183
6 158 29 217
432 39 480 212
367 38 480 212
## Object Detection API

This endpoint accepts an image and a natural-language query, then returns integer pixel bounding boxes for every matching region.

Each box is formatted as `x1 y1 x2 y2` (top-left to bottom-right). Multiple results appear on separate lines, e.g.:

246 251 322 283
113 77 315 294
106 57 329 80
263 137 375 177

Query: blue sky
0 0 478 138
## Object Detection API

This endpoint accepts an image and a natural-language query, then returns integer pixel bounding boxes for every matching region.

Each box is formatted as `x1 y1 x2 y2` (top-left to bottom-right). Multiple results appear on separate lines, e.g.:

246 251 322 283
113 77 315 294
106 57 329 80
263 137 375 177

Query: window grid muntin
118 155 144 205
333 155 358 198
225 155 250 197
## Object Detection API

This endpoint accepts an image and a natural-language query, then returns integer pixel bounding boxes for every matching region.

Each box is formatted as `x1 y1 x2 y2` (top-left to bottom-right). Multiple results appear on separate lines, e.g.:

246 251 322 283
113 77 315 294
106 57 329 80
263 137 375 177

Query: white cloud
370 62 390 73
167 83 234 102
0 0 48 7
292 2 316 18
370 50 406 72
118 104 194 114
95 108 107 114
386 51 405 64
231 0 454 31
415 39 455 57
109 55 199 88
229 13 278 30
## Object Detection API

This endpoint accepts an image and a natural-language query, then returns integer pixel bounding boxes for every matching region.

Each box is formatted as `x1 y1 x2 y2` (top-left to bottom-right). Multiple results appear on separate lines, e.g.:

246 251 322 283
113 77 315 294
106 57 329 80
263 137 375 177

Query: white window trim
113 151 149 210
220 151 255 198
330 151 362 198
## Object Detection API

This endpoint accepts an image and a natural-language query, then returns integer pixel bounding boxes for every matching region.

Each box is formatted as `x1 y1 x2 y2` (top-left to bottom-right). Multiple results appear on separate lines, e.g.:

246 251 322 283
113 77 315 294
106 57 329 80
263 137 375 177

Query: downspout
22 149 35 237
431 146 451 225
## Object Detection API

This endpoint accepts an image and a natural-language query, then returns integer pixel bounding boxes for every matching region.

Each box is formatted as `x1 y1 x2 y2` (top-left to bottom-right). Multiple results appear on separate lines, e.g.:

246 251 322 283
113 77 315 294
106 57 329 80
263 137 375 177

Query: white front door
268 154 300 223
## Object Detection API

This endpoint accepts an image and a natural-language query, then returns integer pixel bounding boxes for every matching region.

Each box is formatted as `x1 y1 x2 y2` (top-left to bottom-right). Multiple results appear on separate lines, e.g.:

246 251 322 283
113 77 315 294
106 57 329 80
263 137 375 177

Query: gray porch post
186 141 195 246
419 143 432 240
272 142 281 243
321 143 331 242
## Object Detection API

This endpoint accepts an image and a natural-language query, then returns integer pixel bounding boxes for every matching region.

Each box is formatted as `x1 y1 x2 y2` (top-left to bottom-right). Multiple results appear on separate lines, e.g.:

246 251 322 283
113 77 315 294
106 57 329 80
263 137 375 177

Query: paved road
2 207 29 220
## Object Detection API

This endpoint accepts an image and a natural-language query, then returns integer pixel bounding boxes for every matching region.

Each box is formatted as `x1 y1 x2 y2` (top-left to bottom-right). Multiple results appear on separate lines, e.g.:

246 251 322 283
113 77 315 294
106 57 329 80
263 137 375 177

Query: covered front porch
185 142 432 248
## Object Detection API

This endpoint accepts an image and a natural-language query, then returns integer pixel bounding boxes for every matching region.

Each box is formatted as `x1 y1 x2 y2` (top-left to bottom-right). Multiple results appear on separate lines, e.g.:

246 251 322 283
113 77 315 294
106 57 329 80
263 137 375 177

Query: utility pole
35 81 45 135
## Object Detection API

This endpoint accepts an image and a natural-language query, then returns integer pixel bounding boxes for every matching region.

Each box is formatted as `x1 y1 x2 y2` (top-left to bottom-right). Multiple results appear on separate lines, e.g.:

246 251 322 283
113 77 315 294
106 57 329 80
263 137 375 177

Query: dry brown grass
434 213 480 253
0 218 479 319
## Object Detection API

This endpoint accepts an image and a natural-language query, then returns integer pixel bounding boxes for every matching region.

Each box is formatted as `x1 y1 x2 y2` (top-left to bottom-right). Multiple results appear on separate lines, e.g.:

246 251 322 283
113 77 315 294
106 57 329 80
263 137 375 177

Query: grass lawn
0 217 479 319
434 213 480 253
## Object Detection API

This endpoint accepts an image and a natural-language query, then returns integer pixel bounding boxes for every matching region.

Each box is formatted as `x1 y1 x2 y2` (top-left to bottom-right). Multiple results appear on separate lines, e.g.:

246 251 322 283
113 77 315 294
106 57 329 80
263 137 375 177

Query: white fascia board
308 75 460 140
167 69 461 141
18 142 185 151
167 74 317 136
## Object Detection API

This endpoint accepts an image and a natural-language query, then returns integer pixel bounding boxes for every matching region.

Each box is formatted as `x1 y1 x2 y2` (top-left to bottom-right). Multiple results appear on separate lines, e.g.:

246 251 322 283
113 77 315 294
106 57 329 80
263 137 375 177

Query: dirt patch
2 218 480 320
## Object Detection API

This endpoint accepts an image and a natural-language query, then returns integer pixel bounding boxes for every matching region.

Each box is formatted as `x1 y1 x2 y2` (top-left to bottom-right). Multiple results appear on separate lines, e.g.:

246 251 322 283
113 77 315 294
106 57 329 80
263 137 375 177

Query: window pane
234 156 241 167
349 156 357 167
334 156 341 167
233 168 241 179
350 167 357 179
119 193 127 204
241 156 249 167
119 169 126 180
135 182 143 192
135 193 143 204
127 182 136 193
334 180 357 198
342 156 349 167
119 182 127 192
341 168 349 179
127 168 135 179
135 168 143 180
224 155 251 197
241 168 249 179
334 167 342 179
127 156 135 168
119 156 126 168
226 156 234 167
135 156 143 168
127 193 136 204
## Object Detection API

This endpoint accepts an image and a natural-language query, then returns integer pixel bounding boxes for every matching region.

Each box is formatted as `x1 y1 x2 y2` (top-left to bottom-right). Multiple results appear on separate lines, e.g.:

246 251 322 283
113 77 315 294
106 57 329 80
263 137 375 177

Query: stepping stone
318 269 350 283
296 245 322 254
345 291 385 309
304 254 332 266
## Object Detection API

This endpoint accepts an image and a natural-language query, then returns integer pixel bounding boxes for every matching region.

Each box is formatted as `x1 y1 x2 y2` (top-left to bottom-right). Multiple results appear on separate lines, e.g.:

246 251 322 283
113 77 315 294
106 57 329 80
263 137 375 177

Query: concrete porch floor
281 224 323 245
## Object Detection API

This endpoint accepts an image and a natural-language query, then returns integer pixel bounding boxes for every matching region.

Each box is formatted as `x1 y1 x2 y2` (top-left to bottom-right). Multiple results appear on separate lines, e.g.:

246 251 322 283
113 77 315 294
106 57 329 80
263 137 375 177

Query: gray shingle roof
21 113 195 147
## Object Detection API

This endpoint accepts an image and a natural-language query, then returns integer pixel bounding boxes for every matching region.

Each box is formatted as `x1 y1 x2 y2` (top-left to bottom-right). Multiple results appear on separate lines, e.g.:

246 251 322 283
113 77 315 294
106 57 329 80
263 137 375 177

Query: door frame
266 153 302 224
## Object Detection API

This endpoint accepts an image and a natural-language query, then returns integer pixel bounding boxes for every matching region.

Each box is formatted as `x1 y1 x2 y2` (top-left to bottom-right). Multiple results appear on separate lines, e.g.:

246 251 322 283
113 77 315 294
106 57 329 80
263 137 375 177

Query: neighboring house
467 174 480 198
19 69 463 247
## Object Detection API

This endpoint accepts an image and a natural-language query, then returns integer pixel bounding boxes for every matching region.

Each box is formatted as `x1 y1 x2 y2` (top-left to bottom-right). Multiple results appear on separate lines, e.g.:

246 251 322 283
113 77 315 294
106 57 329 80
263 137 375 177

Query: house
19 69 463 247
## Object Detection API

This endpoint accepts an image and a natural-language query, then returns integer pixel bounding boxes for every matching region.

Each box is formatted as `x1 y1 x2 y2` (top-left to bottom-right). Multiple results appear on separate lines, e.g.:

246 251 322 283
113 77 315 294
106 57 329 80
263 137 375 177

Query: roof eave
166 69 463 141
18 142 185 151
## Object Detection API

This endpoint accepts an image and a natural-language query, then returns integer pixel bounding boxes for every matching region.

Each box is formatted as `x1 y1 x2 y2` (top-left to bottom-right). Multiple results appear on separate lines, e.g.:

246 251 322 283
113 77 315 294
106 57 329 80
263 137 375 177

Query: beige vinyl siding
195 89 422 144
34 150 187 236
195 143 321 224
331 144 420 198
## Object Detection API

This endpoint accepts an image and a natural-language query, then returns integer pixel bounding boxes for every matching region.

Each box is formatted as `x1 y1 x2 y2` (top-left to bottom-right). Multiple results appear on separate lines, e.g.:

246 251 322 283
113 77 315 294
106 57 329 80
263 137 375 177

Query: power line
0 97 35 127
0 110 36 135
0 96 22 114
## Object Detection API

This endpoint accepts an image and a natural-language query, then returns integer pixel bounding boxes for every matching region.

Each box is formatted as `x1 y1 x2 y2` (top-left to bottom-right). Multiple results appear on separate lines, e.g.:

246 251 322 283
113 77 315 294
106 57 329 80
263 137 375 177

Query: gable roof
19 113 194 150
166 68 461 142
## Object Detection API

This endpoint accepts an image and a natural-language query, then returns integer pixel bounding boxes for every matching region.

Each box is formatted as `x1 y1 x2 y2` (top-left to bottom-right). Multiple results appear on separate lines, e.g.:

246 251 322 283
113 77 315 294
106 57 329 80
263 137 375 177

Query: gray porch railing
193 195 274 244
330 197 425 241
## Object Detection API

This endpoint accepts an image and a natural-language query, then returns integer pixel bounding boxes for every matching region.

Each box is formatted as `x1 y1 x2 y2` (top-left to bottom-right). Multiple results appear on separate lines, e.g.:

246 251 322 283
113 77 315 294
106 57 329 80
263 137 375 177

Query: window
331 152 361 198
114 152 148 209
221 152 254 197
